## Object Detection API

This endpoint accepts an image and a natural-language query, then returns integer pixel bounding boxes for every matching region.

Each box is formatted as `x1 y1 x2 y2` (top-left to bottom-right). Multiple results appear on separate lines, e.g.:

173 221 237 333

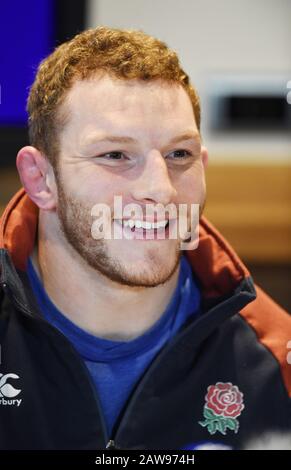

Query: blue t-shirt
26 255 201 436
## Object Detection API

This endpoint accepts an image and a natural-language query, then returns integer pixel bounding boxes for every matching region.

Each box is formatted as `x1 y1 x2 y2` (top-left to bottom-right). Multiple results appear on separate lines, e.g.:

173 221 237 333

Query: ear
16 146 57 210
201 146 209 169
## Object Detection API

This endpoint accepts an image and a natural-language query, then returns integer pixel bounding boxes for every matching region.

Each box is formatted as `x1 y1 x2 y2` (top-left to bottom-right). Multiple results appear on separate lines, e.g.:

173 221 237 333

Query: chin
108 266 177 288
105 244 181 288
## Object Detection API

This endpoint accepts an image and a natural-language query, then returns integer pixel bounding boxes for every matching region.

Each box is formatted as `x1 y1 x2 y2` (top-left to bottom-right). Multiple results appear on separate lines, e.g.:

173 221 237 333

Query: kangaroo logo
0 373 21 398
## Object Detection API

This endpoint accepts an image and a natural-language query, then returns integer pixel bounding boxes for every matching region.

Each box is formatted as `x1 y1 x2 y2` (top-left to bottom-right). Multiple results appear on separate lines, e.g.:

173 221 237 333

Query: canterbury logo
0 373 22 406
0 373 21 397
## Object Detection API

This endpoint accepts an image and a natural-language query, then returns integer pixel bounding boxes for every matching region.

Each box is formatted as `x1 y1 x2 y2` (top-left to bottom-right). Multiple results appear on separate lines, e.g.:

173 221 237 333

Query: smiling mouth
113 219 171 240
118 219 169 231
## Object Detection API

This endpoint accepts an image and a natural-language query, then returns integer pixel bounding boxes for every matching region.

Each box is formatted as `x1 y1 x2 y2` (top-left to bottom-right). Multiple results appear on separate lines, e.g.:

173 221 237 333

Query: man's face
55 75 206 287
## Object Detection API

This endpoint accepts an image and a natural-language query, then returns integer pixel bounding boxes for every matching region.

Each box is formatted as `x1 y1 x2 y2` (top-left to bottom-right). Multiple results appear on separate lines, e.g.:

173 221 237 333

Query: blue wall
0 0 54 125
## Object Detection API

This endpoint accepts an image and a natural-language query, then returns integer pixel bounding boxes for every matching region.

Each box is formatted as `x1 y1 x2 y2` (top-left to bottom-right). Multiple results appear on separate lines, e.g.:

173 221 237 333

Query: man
0 26 290 450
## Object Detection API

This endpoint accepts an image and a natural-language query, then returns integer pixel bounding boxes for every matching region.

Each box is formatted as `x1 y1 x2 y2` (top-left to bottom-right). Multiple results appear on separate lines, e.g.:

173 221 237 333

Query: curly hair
27 26 201 166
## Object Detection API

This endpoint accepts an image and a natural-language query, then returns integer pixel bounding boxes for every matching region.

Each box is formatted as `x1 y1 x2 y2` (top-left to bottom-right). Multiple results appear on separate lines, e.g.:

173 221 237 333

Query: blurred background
0 0 290 310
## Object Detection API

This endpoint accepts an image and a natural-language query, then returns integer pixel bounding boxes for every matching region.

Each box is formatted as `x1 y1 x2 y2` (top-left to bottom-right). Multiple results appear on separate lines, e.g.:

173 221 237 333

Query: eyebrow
84 131 201 146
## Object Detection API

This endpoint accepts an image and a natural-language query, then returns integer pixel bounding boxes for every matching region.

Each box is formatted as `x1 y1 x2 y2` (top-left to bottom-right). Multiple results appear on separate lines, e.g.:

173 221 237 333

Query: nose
130 150 177 205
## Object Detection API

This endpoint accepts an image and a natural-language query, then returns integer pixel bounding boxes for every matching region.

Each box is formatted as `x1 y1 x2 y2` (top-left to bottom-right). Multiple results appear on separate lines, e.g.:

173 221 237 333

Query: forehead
62 75 197 137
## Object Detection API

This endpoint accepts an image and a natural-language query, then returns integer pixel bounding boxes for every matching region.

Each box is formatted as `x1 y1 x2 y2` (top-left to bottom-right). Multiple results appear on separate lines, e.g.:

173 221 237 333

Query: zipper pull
106 439 116 450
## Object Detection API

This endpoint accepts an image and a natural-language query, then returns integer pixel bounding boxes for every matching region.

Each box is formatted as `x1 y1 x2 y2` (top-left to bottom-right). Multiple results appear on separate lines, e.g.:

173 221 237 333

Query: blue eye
95 149 194 163
102 152 124 160
168 149 192 159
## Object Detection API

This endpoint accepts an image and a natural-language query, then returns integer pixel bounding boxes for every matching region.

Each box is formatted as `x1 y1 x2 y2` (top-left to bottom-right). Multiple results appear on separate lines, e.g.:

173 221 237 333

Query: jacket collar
0 187 251 301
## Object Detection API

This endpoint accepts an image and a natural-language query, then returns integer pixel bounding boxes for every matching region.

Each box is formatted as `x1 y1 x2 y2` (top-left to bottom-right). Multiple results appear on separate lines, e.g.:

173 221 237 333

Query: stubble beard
55 179 182 288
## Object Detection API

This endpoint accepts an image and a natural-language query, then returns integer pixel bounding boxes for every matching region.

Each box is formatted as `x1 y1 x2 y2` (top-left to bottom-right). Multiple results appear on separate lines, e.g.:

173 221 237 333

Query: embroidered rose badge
199 382 244 435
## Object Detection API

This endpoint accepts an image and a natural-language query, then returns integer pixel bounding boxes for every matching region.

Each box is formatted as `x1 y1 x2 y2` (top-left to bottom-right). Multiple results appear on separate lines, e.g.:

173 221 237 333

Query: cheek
174 165 206 204
68 168 124 206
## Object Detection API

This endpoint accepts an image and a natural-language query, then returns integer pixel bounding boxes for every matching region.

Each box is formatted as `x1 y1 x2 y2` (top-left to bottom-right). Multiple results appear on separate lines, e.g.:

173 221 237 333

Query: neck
32 212 180 341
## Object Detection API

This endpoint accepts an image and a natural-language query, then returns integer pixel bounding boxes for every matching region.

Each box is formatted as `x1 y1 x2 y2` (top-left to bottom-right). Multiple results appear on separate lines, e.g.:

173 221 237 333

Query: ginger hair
27 26 201 165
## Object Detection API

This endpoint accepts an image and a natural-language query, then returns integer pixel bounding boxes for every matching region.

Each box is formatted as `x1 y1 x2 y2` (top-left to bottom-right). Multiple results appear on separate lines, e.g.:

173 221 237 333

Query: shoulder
240 284 291 397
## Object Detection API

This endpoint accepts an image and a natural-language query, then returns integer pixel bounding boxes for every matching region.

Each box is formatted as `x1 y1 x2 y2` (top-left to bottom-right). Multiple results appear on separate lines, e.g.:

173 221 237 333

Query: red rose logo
205 382 244 418
199 382 245 435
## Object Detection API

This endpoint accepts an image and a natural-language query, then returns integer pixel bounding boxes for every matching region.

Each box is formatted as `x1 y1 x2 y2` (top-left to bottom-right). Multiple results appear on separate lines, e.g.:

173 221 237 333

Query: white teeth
143 221 152 230
122 219 137 229
128 220 135 228
156 220 168 229
120 219 168 230
135 220 142 229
